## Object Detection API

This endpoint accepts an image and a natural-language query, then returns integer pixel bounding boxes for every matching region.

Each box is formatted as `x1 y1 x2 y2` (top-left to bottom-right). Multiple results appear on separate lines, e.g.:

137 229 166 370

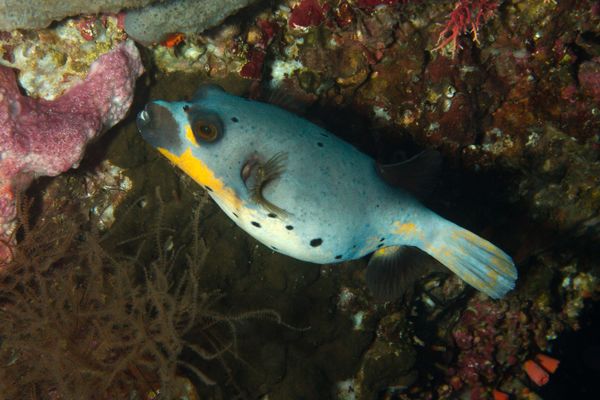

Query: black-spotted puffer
136 85 517 300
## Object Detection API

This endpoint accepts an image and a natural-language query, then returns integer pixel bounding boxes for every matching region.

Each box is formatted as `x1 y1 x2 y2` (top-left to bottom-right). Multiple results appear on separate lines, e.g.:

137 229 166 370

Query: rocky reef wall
0 0 158 30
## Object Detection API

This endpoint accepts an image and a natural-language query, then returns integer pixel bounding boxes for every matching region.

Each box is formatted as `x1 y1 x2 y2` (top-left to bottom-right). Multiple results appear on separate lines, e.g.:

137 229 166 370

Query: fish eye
192 120 219 142
187 110 223 144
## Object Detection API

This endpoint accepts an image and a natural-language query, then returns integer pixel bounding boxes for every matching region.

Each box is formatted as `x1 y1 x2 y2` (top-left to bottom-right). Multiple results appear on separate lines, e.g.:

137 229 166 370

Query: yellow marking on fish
394 222 417 234
184 124 199 147
455 230 515 276
459 230 497 252
425 244 453 262
393 222 424 240
157 146 242 210
487 268 499 284
459 271 480 288
374 246 396 256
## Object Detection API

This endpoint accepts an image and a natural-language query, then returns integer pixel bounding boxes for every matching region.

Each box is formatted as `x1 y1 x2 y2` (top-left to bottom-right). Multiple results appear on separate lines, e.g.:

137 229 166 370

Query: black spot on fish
233 212 238 218
320 133 329 138
335 255 342 260
268 213 277 218
352 244 357 248
183 105 190 112
231 117 239 122
310 238 322 247
271 246 278 250
377 243 384 248
205 186 213 192
286 225 294 230
380 237 385 242
317 142 324 147
251 221 261 228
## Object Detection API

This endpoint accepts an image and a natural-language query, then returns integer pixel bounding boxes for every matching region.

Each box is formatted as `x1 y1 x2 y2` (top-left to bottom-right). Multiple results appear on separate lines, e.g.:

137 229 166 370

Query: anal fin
366 245 442 302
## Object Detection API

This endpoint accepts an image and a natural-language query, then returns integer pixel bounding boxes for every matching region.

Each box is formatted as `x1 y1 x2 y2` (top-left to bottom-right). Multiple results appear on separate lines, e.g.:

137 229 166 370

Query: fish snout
136 102 184 153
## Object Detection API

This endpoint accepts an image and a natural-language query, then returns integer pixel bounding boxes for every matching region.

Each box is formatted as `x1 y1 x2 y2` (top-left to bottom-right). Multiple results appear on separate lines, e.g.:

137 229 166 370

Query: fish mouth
136 102 183 153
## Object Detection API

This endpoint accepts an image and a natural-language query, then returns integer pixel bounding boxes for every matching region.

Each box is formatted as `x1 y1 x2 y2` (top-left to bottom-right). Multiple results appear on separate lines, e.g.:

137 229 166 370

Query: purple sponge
0 40 143 264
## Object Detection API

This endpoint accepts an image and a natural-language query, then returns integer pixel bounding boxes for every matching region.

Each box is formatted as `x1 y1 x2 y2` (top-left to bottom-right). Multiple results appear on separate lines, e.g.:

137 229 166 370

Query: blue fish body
136 85 517 299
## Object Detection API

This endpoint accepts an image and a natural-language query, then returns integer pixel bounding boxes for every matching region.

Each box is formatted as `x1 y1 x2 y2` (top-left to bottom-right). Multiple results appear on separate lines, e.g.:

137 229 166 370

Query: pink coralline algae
0 40 143 264
447 296 528 398
434 0 499 56
578 58 600 103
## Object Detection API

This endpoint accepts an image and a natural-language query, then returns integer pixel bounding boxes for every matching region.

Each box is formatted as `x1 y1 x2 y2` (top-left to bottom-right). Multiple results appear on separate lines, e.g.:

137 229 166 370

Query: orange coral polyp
524 360 550 386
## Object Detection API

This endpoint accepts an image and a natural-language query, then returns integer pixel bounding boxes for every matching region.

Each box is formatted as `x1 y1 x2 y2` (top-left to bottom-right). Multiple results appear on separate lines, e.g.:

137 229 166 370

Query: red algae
75 15 98 41
240 48 266 79
434 0 499 55
240 18 279 80
289 0 327 28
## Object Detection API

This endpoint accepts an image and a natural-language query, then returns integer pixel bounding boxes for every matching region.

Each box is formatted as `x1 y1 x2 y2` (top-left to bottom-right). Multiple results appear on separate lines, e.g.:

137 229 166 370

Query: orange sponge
536 353 560 373
524 360 550 386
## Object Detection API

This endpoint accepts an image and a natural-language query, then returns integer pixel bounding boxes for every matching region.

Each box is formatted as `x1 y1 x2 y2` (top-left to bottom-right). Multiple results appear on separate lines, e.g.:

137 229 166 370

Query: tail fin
423 221 517 299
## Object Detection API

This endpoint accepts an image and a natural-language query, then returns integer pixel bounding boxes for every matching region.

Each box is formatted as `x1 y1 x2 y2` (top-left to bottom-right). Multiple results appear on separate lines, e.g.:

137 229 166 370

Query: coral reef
0 0 598 398
442 274 598 400
511 125 600 234
123 0 260 44
118 1 599 396
0 15 130 99
433 0 499 56
0 40 143 263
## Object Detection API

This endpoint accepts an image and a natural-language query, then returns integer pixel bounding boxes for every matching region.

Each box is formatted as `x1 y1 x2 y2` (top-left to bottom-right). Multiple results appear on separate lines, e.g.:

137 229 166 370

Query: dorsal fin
265 88 310 114
376 149 442 199
192 83 225 101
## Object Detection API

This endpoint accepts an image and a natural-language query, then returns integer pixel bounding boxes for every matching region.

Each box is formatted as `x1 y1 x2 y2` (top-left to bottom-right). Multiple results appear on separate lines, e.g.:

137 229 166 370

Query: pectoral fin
241 152 290 217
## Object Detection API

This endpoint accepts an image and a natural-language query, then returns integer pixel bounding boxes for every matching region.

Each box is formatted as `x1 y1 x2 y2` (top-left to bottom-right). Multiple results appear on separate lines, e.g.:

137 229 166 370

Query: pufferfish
136 85 517 300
